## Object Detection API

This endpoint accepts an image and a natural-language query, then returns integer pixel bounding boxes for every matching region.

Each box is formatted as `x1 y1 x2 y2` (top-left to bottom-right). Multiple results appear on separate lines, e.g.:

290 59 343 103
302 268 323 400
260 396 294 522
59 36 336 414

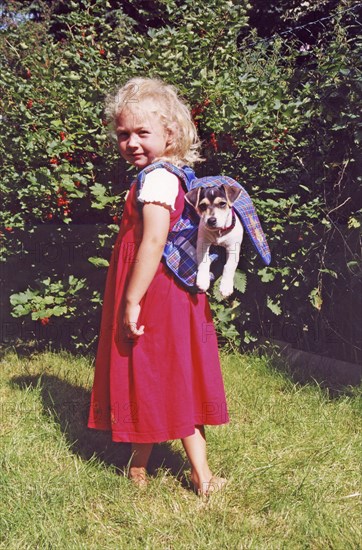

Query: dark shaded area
257 339 362 397
9 372 192 486
0 0 173 37
237 224 362 366
0 224 113 357
246 0 341 39
1 222 361 365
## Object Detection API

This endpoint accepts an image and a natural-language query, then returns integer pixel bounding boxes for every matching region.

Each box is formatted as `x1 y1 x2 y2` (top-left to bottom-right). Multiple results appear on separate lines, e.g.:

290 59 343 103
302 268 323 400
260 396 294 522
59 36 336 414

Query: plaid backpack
137 161 271 292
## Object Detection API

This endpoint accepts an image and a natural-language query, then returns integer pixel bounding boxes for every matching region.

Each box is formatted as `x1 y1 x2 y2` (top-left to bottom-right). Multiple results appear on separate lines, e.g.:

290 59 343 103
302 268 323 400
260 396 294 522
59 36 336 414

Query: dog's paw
196 272 210 292
219 279 234 298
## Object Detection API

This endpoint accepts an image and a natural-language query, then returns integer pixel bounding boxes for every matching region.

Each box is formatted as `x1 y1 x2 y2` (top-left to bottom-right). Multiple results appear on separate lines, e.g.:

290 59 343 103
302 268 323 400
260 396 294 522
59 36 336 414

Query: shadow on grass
266 355 361 399
0 340 98 363
9 373 191 486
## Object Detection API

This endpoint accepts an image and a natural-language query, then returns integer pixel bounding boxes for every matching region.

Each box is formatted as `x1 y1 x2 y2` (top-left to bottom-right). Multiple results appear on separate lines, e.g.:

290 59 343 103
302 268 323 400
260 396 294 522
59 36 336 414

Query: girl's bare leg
181 425 226 495
129 443 153 485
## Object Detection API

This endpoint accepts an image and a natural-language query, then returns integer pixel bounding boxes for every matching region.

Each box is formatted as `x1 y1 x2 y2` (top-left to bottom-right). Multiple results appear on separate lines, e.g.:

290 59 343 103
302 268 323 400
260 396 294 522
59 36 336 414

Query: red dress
87 176 229 443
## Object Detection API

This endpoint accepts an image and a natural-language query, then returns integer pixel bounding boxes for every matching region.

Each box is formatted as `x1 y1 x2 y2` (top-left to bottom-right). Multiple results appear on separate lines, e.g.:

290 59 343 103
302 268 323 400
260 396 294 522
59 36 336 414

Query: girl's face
116 100 172 169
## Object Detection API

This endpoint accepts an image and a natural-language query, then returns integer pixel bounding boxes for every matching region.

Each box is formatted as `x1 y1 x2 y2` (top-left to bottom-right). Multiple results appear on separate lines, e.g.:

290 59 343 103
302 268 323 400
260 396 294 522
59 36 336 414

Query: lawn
1 347 361 549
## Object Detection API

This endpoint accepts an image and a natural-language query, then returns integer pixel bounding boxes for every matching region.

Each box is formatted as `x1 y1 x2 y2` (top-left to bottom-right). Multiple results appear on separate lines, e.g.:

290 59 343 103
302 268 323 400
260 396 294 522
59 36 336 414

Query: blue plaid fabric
137 161 271 292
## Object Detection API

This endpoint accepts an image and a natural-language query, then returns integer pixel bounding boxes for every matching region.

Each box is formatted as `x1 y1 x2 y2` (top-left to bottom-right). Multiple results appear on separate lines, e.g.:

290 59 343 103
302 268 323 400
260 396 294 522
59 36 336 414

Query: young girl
87 77 229 496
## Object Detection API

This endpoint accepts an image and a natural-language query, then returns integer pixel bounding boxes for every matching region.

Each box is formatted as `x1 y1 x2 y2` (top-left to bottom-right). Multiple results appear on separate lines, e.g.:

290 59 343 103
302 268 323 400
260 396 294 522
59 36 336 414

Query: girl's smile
116 101 172 168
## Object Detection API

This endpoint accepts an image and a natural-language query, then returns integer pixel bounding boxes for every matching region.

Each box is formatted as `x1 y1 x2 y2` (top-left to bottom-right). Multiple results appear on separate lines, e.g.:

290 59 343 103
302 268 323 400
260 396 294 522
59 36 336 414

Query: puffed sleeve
137 168 179 211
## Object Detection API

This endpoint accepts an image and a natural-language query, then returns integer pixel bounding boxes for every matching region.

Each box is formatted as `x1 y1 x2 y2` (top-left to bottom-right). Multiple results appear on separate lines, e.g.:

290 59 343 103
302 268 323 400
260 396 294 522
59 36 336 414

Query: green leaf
299 185 311 193
88 257 110 268
217 308 233 322
52 306 68 316
267 296 282 316
233 270 247 293
258 268 275 283
319 269 338 279
309 288 323 310
11 305 29 317
273 99 281 110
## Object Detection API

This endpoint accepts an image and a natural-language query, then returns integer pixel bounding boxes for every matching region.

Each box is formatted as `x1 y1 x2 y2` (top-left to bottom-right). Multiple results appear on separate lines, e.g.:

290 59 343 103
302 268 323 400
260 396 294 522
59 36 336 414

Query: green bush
1 0 360 358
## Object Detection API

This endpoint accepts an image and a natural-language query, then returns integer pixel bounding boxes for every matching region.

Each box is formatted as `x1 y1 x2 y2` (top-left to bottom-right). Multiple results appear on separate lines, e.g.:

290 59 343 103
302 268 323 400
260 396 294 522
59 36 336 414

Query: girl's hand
123 303 145 338
123 203 170 340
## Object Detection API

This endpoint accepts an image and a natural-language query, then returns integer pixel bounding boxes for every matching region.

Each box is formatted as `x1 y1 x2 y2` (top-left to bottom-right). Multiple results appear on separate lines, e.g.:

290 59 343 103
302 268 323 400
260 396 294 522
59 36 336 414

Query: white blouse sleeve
137 168 179 211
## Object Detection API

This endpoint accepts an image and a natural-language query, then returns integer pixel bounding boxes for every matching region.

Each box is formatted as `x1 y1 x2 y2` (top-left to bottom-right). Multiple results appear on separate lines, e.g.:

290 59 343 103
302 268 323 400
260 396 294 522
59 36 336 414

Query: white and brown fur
185 185 243 297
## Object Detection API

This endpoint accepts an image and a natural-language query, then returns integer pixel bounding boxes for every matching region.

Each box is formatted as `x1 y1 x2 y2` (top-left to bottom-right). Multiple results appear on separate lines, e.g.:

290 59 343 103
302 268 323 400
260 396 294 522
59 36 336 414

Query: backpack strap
181 165 197 188
136 161 191 197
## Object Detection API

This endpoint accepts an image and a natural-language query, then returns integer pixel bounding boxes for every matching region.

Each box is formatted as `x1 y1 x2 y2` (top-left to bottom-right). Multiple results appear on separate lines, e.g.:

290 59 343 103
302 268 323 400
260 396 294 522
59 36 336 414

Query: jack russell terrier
185 184 244 297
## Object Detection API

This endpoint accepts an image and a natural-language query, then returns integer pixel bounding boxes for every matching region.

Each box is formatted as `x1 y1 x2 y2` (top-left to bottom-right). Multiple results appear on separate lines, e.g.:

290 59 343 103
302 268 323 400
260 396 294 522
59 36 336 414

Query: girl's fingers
125 322 145 337
131 324 145 336
123 304 142 337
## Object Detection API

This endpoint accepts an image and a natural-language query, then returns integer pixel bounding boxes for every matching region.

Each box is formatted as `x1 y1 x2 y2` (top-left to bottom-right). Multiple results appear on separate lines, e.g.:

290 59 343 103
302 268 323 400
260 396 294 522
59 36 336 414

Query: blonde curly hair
104 77 203 167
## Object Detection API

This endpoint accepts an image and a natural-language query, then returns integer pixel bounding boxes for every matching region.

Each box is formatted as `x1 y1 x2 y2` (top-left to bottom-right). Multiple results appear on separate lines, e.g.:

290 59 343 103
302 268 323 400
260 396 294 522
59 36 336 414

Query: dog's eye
198 204 208 212
218 201 227 208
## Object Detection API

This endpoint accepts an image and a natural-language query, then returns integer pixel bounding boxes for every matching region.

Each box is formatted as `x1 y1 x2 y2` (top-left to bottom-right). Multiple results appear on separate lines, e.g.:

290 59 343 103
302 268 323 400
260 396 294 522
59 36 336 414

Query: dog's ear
185 187 201 209
222 184 242 206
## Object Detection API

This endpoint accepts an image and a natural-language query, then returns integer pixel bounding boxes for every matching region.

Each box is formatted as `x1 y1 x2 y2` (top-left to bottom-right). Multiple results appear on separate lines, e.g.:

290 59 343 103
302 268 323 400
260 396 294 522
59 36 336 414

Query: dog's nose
207 217 217 227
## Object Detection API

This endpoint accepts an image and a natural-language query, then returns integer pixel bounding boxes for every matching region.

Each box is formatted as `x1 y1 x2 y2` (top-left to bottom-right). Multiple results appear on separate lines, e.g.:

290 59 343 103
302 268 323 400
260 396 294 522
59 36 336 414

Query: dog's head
185 184 241 229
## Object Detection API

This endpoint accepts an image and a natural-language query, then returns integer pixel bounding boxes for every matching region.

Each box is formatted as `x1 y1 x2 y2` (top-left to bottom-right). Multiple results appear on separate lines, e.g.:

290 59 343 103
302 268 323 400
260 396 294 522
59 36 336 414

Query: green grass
0 347 361 549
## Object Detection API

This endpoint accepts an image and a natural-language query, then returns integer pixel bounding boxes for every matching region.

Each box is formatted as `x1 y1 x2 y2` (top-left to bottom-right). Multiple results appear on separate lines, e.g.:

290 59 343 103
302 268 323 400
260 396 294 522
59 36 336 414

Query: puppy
185 184 243 297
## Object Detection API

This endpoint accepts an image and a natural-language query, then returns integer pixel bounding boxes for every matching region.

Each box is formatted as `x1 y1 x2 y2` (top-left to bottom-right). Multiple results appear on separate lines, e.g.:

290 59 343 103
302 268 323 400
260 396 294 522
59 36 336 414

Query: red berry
63 209 70 216
46 212 53 219
209 132 218 152
5 226 13 232
63 152 73 162
57 197 68 206
25 69 31 79
203 98 211 107
26 99 33 109
59 131 66 141
191 103 204 119
50 158 58 165
40 317 50 325
74 181 81 187
99 48 105 56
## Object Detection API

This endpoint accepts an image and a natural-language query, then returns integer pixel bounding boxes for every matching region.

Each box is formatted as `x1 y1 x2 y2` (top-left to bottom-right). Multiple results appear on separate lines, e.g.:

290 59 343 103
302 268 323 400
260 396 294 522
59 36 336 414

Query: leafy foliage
1 0 360 359
10 275 88 321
